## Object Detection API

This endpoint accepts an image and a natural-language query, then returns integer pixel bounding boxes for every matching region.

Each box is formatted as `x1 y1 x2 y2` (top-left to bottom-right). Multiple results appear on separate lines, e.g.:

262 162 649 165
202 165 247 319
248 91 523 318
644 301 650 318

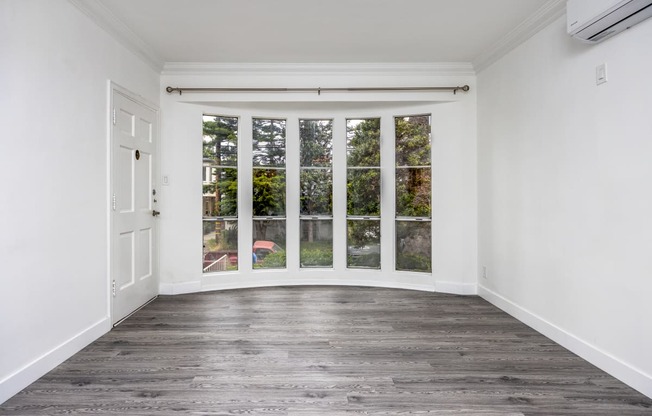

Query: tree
394 116 432 272
252 119 287 249
299 120 333 244
203 116 238 253
253 118 285 166
347 118 381 217
346 119 381 263
203 116 238 217
395 116 431 217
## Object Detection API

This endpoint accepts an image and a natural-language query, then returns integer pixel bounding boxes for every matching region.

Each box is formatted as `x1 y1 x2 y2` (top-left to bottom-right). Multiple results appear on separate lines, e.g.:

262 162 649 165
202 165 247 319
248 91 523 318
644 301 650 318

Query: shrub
300 248 333 267
260 251 286 268
396 253 431 272
347 253 380 268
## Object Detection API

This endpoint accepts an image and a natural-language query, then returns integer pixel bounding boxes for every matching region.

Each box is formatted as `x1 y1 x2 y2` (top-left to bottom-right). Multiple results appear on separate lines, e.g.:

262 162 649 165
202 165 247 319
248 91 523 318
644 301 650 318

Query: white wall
159 70 478 295
0 0 159 403
478 16 652 397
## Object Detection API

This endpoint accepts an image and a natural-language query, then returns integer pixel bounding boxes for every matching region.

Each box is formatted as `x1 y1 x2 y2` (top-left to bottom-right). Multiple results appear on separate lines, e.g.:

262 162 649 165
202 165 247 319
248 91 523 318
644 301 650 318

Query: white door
111 87 159 325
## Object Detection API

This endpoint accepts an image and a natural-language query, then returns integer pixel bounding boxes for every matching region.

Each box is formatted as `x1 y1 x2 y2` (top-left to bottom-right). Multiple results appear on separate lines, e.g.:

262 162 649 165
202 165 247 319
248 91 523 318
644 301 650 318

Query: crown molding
67 0 164 72
473 0 566 73
161 62 476 77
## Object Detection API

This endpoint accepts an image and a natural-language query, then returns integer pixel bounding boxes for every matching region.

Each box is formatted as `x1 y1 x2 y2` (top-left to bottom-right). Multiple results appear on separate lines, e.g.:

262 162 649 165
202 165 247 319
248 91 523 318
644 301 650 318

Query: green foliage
204 221 238 251
347 118 380 167
203 116 238 164
252 170 286 216
218 169 238 216
203 116 238 217
220 228 238 250
300 247 333 267
347 169 380 216
251 119 287 241
300 120 333 167
300 120 333 245
395 116 430 167
396 168 431 217
300 170 332 215
396 253 431 273
253 119 286 166
396 220 431 272
299 239 333 267
348 253 380 269
346 119 382 252
258 251 286 268
395 116 431 218
347 220 380 249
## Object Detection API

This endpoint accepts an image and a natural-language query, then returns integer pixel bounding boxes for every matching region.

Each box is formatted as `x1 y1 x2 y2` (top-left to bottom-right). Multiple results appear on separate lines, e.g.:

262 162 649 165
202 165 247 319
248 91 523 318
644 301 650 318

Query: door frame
108 81 160 325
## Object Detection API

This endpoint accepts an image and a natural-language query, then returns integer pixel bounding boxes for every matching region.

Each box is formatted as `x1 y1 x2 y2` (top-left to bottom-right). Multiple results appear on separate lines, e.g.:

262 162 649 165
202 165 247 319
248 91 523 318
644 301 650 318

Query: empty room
1 0 651 414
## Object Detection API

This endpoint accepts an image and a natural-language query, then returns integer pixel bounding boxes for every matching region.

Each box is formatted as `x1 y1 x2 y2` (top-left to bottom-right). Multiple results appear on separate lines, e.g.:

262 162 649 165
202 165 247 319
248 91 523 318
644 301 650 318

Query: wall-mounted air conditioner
567 0 652 43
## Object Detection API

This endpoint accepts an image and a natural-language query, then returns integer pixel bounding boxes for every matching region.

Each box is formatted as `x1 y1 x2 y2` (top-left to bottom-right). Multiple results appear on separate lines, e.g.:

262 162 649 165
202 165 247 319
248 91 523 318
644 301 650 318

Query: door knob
152 210 161 217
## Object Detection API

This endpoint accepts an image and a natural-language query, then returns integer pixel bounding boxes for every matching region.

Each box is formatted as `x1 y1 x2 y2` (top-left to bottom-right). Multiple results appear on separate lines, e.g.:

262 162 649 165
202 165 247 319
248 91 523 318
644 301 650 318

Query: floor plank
1 286 650 415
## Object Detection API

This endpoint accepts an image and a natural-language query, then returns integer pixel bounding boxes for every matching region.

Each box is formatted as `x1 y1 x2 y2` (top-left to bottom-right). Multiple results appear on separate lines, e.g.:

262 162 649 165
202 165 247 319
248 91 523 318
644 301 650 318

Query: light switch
162 175 169 185
596 63 607 85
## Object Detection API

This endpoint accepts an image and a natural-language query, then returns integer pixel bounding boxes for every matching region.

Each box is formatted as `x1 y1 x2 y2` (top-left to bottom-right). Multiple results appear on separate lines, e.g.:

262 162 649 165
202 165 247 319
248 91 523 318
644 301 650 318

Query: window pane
347 169 380 216
203 115 237 166
396 221 431 273
347 220 380 269
395 167 431 217
253 169 286 216
300 169 332 216
395 115 430 167
203 220 238 273
300 119 333 167
203 168 237 217
347 118 380 167
253 118 286 167
253 220 286 269
300 220 333 268
203 115 238 275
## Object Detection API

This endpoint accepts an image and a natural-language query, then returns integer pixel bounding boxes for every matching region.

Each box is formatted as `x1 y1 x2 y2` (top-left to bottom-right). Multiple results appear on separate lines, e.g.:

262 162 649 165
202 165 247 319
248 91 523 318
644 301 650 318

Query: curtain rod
165 85 470 96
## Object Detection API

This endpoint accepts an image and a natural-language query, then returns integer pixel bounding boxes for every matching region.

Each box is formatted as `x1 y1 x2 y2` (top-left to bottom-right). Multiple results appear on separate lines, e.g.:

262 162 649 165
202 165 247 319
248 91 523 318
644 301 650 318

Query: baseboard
0 317 111 404
163 277 477 296
159 280 202 295
478 285 652 399
201 278 436 294
435 280 478 295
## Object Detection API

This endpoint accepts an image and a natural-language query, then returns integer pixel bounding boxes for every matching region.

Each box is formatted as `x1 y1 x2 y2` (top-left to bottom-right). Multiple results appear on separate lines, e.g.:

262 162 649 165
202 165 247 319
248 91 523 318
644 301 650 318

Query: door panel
135 151 151 211
117 146 134 213
118 231 135 289
137 227 152 280
112 88 158 325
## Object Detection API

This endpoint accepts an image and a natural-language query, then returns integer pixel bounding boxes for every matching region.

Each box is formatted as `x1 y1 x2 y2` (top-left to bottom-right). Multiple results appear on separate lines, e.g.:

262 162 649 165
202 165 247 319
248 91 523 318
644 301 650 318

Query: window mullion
380 116 395 272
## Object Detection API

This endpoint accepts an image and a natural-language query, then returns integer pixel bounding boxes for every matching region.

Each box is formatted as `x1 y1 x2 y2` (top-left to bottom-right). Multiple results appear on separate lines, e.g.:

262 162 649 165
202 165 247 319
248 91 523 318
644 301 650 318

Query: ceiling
94 0 558 66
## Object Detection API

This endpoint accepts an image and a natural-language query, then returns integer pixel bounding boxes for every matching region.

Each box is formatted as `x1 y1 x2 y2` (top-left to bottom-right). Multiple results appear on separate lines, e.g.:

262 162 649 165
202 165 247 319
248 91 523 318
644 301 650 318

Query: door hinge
112 193 116 211
112 280 116 297
112 107 116 125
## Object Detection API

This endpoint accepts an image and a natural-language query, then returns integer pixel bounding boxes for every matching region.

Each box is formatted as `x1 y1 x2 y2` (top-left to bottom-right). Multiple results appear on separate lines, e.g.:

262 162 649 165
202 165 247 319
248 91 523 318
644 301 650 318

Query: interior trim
67 0 164 71
478 284 652 399
161 62 476 76
0 318 111 404
473 0 566 72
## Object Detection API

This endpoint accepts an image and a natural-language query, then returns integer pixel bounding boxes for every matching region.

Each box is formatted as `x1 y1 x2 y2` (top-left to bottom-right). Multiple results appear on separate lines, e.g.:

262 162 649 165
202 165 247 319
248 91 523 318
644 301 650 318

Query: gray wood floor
2 286 651 415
